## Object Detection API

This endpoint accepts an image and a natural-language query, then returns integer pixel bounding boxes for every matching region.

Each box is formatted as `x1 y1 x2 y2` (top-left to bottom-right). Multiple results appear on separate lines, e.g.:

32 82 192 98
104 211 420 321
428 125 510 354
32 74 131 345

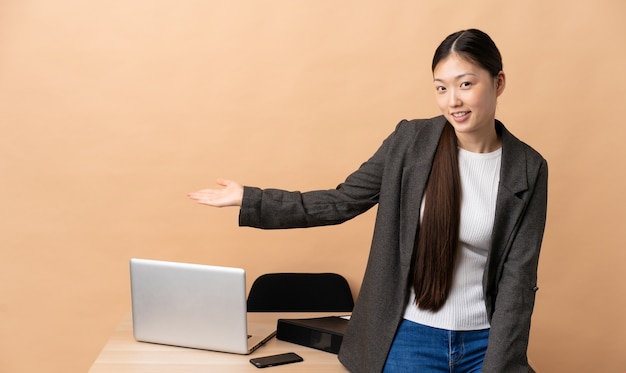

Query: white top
403 147 502 331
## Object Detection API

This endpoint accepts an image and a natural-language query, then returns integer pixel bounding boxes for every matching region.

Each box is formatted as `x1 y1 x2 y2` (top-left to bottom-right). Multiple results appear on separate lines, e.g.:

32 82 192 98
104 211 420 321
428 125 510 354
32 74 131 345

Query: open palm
188 179 244 207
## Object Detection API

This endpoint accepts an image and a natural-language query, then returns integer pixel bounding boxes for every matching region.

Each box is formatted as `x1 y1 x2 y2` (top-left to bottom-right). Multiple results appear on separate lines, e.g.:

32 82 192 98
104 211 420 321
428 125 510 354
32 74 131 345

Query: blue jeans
382 319 490 373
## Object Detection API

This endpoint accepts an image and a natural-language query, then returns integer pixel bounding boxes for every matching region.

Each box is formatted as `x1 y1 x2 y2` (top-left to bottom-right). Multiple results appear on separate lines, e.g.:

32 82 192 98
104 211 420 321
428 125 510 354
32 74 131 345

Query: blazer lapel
484 122 530 301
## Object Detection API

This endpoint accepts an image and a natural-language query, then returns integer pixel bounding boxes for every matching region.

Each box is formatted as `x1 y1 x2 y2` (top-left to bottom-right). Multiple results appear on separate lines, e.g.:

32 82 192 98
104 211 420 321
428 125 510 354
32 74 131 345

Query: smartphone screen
249 352 303 368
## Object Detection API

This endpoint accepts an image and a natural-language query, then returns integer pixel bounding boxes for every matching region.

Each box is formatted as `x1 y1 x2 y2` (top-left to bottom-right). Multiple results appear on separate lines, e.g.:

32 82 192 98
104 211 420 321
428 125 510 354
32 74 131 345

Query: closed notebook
276 316 349 354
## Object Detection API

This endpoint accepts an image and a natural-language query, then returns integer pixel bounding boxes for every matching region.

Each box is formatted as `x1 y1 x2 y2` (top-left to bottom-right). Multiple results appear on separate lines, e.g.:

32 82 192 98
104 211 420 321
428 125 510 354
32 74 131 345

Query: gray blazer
239 116 548 373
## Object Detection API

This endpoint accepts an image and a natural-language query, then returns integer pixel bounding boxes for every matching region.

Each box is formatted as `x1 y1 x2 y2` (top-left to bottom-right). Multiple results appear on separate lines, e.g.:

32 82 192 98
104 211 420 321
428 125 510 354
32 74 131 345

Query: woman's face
433 53 505 151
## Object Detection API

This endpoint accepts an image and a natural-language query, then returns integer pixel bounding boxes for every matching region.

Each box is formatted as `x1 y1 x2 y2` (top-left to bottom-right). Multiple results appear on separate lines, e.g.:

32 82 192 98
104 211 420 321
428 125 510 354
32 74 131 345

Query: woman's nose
449 90 461 107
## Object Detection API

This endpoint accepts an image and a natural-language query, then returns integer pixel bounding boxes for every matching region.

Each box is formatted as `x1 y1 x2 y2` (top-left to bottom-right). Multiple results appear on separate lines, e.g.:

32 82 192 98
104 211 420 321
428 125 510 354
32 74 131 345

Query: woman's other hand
188 179 244 207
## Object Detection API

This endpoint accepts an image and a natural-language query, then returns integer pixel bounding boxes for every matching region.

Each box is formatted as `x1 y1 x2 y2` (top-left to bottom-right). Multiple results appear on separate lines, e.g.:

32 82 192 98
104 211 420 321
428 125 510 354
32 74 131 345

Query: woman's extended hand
187 179 244 207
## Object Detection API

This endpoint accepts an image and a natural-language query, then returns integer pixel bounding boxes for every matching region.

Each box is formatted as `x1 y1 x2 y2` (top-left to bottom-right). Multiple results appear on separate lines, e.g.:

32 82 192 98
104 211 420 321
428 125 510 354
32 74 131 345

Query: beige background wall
1 1 625 372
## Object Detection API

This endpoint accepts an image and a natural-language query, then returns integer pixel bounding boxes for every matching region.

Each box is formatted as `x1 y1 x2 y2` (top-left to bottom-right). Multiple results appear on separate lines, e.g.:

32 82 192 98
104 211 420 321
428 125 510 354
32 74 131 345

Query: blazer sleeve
483 159 548 372
238 123 402 229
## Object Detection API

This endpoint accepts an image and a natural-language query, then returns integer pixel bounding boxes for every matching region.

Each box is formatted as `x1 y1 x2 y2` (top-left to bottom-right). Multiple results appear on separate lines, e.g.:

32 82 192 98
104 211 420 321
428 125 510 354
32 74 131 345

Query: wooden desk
89 313 350 372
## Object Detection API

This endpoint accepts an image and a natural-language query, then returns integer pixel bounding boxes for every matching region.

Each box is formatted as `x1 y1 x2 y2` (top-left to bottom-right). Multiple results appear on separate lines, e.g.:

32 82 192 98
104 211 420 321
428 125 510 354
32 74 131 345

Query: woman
189 29 548 372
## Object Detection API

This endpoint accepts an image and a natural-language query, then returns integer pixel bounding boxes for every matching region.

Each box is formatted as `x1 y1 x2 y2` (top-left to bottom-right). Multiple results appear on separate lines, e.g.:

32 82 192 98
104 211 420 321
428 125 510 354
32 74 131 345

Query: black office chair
247 273 355 312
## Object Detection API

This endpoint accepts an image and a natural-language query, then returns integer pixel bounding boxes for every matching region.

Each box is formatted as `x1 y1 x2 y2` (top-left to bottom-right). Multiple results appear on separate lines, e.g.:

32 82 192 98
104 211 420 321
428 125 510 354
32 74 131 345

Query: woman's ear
496 71 506 96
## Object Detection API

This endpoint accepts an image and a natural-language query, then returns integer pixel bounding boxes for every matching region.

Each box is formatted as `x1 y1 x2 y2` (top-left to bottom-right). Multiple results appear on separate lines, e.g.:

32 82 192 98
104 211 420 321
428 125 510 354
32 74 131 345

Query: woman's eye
461 82 472 88
436 86 446 93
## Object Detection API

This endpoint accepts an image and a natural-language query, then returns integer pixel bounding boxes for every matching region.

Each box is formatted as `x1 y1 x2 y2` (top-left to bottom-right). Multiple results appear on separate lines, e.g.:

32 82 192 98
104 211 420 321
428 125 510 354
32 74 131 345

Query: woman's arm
214 121 408 230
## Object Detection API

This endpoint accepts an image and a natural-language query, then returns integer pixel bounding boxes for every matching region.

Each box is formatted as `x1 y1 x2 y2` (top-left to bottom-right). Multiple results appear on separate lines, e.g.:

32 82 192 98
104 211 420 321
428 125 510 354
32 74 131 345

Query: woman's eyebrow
433 73 477 82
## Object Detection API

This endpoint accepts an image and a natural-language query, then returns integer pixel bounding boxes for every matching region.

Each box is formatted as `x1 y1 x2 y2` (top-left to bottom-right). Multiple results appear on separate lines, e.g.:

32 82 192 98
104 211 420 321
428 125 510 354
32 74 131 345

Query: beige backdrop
1 1 625 372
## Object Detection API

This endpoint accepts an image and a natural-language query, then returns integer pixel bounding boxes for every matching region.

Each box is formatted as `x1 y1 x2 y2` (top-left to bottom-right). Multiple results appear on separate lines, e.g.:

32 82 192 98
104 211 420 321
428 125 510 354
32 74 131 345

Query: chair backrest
247 273 354 312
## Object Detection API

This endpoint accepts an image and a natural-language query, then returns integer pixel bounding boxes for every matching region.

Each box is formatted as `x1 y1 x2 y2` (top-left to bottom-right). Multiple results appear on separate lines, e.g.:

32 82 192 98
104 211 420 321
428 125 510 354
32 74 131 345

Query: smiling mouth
452 111 470 117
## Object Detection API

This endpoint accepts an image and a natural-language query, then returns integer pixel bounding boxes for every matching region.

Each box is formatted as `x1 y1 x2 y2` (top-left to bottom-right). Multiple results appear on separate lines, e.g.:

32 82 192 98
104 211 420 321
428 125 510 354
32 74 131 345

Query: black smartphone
249 352 303 368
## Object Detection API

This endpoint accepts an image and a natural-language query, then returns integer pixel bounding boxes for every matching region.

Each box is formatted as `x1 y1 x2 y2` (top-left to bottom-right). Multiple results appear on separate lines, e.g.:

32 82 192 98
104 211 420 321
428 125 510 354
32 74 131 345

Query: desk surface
89 313 350 373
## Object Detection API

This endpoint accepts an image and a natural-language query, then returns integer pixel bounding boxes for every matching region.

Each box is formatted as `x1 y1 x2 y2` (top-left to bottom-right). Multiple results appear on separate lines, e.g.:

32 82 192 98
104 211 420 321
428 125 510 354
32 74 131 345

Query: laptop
129 258 276 354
